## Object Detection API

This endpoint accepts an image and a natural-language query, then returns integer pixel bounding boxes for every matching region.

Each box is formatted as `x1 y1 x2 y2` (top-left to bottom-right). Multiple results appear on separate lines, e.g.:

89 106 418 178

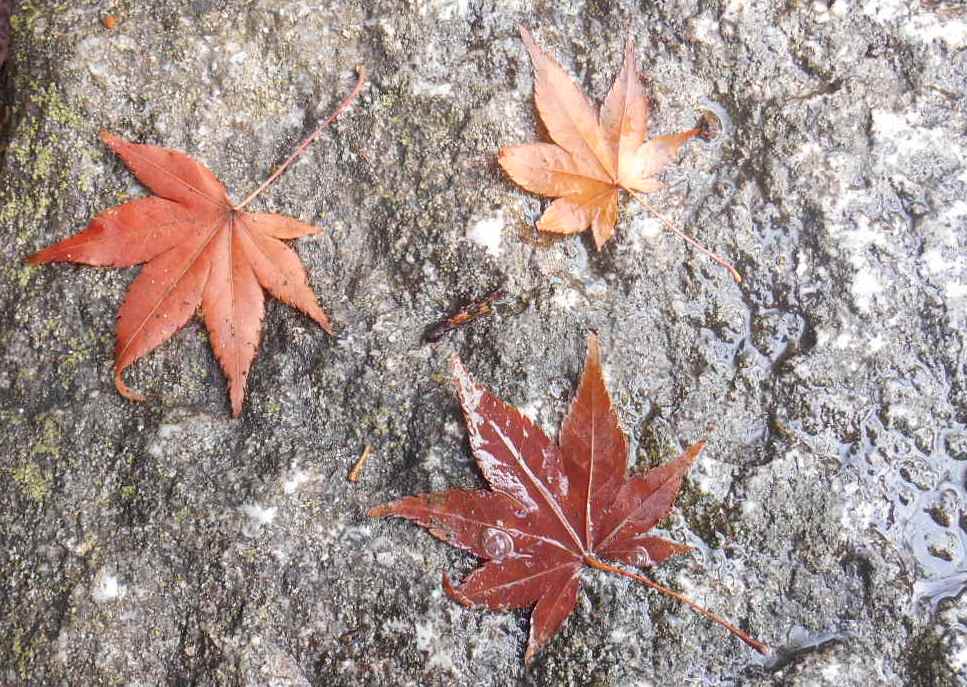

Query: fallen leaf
27 70 366 416
499 27 703 250
370 334 769 663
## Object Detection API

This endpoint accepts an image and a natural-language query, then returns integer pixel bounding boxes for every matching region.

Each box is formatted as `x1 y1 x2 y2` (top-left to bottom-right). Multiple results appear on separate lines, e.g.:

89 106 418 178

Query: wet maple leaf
370 335 768 663
27 71 366 416
499 27 704 250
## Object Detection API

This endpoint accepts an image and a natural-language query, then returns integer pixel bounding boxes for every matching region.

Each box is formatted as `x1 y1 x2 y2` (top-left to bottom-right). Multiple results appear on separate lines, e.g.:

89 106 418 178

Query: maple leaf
27 69 366 416
370 335 768 663
499 28 740 280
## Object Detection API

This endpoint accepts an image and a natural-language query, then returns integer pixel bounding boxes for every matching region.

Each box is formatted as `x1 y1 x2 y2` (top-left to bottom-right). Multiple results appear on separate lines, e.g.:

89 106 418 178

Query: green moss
12 628 41 681
119 485 137 501
2 79 95 255
30 415 63 459
11 462 51 503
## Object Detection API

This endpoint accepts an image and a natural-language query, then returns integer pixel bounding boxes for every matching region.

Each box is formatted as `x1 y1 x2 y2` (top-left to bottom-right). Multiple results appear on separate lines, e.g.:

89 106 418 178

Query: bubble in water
481 528 514 560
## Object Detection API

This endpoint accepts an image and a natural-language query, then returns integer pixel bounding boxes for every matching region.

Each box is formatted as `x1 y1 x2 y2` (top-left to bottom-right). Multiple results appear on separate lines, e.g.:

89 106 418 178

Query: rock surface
1 0 966 685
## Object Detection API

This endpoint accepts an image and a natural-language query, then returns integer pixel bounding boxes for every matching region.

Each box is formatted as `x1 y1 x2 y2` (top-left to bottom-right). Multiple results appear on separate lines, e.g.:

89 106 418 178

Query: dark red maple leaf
370 335 768 663
27 69 366 416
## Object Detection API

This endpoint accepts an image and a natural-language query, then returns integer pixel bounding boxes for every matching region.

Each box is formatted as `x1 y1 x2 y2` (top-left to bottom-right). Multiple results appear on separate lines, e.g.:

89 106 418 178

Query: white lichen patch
416 0 469 19
687 14 721 44
691 456 735 500
862 0 909 22
411 79 453 99
282 467 312 495
870 109 952 171
239 503 278 537
92 569 127 603
630 215 664 244
850 268 884 312
413 616 457 673
903 13 967 49
551 286 584 311
466 213 505 257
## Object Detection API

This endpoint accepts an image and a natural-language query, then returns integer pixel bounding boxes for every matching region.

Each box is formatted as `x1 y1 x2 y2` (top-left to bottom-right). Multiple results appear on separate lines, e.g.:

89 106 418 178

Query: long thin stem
629 190 742 284
235 65 368 211
585 555 770 655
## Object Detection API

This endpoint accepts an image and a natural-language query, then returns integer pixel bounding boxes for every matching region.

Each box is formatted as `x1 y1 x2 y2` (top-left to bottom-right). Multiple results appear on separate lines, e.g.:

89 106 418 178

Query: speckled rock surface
1 1 966 685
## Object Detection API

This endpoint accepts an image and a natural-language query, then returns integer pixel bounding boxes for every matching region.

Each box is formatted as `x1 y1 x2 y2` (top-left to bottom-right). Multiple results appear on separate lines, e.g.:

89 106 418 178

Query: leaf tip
367 502 391 519
24 250 45 266
442 573 473 607
679 439 707 470
523 643 538 666
449 354 470 387
585 330 601 359
316 311 335 336
517 25 542 64
98 129 121 149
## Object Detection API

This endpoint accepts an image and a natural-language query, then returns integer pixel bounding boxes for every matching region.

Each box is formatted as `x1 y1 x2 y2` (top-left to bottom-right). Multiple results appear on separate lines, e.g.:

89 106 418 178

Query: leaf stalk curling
235 65 368 211
584 555 769 655
628 188 742 283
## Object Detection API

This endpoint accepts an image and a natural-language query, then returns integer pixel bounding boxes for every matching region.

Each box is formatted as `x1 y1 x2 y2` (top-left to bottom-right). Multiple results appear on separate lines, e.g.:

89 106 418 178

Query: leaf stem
235 65 368 211
585 555 769 655
628 190 742 283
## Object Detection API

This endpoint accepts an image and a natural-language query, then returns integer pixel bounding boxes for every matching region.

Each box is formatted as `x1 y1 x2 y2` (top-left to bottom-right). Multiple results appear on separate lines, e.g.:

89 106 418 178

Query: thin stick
629 190 742 284
235 66 368 211
348 444 374 483
585 555 770 655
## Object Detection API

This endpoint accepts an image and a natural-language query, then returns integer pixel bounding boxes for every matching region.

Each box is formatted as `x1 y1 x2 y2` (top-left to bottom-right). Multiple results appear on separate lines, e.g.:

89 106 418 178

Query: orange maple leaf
27 70 366 416
500 27 704 250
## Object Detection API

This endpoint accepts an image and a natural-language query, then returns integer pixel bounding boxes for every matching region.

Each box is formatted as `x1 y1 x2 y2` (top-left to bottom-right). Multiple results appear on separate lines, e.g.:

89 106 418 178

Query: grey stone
1 0 965 684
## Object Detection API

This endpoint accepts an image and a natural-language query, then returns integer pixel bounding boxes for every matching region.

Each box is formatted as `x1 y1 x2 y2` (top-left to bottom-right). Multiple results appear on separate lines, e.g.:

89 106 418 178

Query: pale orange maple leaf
500 27 704 250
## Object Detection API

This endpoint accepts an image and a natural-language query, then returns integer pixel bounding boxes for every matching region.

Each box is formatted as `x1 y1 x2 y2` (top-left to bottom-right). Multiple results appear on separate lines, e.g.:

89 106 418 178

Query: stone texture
1 0 965 685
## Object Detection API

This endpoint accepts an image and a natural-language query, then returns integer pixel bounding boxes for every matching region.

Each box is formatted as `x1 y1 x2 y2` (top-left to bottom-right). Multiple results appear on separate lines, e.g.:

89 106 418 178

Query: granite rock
1 0 965 684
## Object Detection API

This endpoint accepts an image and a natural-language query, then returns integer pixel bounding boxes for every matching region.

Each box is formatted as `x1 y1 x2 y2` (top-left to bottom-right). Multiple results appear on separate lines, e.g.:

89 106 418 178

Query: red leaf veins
370 334 768 663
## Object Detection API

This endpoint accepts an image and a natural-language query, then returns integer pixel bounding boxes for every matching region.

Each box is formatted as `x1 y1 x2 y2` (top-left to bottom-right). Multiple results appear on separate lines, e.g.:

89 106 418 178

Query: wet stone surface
1 0 966 685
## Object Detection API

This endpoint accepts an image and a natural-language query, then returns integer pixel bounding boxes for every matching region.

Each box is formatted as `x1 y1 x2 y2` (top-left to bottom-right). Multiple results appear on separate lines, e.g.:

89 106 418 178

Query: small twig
235 65 368 211
348 445 374 483
629 190 742 283
585 555 769 655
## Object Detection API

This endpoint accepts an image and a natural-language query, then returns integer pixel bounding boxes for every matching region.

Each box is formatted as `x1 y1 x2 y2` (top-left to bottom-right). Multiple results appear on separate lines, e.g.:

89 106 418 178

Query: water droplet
628 547 653 568
481 528 514 560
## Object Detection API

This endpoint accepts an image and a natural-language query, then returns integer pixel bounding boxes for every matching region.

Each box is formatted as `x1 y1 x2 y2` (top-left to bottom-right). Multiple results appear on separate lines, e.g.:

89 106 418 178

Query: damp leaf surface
371 335 768 663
